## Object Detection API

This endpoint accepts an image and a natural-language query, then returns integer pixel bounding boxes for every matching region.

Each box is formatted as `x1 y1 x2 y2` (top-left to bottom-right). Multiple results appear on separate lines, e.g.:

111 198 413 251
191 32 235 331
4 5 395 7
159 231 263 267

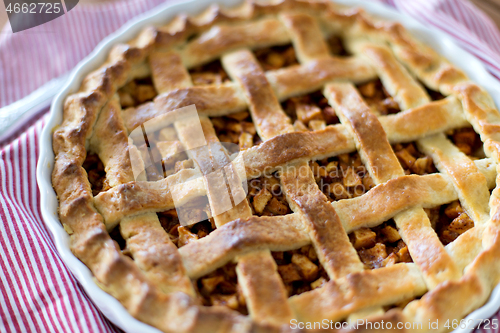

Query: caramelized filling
349 221 413 270
134 142 166 181
247 174 291 216
154 126 192 177
425 86 446 101
118 77 158 108
282 90 340 131
357 79 401 115
182 52 260 151
447 127 484 158
254 44 298 71
257 44 339 132
109 225 127 252
273 245 329 297
157 207 215 248
425 200 474 245
211 111 261 149
326 35 350 56
189 59 230 86
82 153 108 196
196 263 248 315
418 80 445 101
312 152 375 202
392 142 437 175
133 125 193 180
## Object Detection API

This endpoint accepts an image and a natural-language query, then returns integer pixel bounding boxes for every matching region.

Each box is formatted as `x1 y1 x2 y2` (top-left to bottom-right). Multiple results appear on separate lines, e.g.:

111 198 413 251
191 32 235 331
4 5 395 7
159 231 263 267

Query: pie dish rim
35 0 500 332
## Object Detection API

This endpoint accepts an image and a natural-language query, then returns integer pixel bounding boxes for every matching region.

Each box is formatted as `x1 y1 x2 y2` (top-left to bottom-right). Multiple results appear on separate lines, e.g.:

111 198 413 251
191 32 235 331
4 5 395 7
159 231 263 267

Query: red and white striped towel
1 0 500 332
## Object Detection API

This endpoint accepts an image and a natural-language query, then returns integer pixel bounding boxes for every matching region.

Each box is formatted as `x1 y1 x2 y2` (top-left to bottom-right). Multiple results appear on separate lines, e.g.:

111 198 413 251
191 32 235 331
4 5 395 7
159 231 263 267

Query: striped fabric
0 0 500 332
0 0 167 108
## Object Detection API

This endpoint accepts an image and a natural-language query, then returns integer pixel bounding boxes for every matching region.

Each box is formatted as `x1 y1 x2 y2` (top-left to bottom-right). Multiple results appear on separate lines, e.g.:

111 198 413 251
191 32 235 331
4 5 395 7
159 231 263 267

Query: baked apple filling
118 77 158 108
425 201 474 245
254 44 298 71
157 205 215 248
82 153 108 196
189 59 231 86
272 245 329 297
447 127 485 159
357 79 401 116
109 225 127 252
196 262 248 315
131 124 194 180
312 153 375 201
282 90 340 131
211 111 261 149
349 221 413 270
247 173 291 217
154 126 192 178
424 85 446 101
187 61 262 150
326 35 350 56
246 173 330 298
392 142 437 175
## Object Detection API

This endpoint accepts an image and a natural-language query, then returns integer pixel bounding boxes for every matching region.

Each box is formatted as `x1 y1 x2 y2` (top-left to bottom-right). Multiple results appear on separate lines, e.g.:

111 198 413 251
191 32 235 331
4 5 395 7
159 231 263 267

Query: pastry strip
181 17 290 68
324 82 460 288
290 263 426 322
354 42 430 109
89 95 195 296
419 134 490 225
151 45 295 325
179 214 309 279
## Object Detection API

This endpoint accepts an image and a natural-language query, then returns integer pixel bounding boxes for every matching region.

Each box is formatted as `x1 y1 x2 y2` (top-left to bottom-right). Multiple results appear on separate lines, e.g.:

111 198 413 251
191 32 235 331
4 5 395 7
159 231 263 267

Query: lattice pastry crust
51 0 500 332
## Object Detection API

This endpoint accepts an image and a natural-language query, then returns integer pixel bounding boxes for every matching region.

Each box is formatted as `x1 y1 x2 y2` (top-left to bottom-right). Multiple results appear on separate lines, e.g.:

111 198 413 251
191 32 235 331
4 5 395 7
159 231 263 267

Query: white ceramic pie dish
36 0 500 332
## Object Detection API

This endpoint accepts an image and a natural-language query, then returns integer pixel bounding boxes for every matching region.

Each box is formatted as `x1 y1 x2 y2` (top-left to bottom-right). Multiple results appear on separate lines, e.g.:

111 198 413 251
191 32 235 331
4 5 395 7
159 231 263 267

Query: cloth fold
1 0 500 332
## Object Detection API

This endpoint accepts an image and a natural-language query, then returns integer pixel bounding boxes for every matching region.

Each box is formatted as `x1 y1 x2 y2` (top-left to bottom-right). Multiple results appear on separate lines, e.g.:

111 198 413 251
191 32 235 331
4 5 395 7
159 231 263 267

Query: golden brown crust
240 125 355 178
89 95 135 186
324 82 404 182
93 169 205 227
324 82 460 288
279 13 329 63
149 50 192 93
179 214 309 279
418 134 490 225
354 43 430 110
237 250 294 326
452 82 500 143
181 18 291 68
289 263 426 322
280 162 364 279
267 56 377 100
380 97 468 143
123 84 247 132
51 0 500 332
121 213 195 296
333 174 458 232
222 49 294 140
